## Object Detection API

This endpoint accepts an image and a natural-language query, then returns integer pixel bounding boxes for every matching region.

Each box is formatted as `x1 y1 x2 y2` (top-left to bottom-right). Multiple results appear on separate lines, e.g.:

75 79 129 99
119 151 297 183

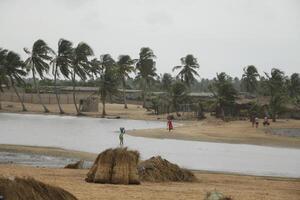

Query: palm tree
116 55 136 109
98 54 118 116
136 47 157 108
264 68 287 122
173 54 200 88
71 42 94 115
161 73 173 91
0 48 9 110
5 51 27 111
288 73 300 108
242 65 259 94
209 72 237 120
51 39 73 114
169 81 187 115
24 39 53 113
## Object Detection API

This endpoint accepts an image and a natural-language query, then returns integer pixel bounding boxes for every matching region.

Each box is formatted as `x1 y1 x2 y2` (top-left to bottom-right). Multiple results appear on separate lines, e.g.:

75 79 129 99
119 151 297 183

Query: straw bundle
0 177 77 200
94 149 115 183
86 148 140 185
64 160 84 169
138 156 196 182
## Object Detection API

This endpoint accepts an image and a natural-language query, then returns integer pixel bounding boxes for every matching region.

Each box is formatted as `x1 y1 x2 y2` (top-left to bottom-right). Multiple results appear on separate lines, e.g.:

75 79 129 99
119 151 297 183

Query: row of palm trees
1 38 201 116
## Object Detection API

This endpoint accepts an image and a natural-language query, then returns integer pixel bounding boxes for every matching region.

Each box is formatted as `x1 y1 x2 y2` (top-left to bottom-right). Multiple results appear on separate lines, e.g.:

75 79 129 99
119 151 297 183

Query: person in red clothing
167 119 173 132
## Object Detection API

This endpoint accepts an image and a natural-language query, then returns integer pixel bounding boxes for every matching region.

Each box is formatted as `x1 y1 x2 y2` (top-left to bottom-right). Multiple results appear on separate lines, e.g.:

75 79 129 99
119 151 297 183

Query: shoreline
1 103 300 149
0 144 299 180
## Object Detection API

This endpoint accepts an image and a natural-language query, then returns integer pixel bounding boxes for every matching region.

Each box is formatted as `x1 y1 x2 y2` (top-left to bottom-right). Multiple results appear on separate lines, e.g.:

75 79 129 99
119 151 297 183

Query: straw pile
86 148 140 185
0 177 77 200
64 160 84 169
138 156 196 182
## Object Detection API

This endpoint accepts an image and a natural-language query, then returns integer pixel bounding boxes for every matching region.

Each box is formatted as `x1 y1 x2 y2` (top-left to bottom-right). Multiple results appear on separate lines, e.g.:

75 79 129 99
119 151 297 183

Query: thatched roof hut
86 148 140 185
0 177 77 200
138 156 196 182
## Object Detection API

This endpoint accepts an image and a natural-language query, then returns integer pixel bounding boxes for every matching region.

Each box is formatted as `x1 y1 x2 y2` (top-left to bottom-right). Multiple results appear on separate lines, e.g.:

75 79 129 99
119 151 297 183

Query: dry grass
0 165 299 200
0 177 77 200
86 148 140 185
138 156 196 182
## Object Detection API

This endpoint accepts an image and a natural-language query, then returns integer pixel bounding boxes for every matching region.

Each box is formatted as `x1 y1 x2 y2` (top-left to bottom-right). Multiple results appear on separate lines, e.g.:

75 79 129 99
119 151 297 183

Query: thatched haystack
64 160 84 169
204 191 233 200
86 148 140 185
138 156 196 182
0 177 77 200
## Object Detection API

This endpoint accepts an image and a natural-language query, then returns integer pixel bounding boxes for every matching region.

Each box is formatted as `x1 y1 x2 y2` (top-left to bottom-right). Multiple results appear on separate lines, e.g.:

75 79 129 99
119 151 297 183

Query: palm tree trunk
142 80 147 108
33 70 49 113
72 71 80 115
102 96 106 117
10 78 27 111
272 112 276 122
0 92 2 110
123 78 127 109
221 106 225 121
54 65 64 114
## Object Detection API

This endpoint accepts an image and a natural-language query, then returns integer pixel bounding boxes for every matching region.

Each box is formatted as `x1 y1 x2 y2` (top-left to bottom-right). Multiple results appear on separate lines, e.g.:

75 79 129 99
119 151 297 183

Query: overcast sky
0 0 299 79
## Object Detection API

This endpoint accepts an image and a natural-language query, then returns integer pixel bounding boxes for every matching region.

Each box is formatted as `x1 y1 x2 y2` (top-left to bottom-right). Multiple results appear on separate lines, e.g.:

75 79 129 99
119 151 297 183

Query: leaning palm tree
98 54 118 116
0 48 9 110
116 55 136 109
5 51 27 111
51 39 73 114
71 42 94 115
242 65 260 94
173 54 200 88
136 47 157 108
24 39 53 113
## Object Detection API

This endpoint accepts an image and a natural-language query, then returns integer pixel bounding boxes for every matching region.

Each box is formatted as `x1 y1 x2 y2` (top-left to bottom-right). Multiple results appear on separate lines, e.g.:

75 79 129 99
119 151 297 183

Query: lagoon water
1 113 300 178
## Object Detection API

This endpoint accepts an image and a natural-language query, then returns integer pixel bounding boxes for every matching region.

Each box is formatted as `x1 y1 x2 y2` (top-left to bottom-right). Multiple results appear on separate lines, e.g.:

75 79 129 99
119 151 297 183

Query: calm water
1 113 300 178
0 151 92 168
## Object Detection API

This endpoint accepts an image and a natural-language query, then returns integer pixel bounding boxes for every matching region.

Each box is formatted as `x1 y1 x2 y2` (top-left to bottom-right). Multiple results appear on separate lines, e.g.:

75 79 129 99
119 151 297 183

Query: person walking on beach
263 116 270 126
119 127 125 146
167 118 173 132
255 117 259 128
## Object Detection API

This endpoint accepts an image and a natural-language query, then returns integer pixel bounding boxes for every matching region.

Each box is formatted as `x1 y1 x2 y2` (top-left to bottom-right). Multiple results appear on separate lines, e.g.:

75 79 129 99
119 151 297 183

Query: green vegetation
209 72 237 120
24 39 54 113
0 38 299 119
173 54 200 88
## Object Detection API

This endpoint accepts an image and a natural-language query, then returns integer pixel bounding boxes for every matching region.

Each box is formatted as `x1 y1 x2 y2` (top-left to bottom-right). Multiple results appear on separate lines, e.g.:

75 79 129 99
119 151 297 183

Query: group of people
251 116 270 128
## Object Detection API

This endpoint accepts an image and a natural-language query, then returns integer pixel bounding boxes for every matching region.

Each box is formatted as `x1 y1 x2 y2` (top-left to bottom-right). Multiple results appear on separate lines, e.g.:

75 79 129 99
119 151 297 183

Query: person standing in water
119 127 125 146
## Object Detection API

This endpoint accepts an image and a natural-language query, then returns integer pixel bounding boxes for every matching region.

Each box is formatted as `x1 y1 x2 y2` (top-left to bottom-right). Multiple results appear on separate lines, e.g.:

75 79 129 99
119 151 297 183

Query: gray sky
0 0 299 78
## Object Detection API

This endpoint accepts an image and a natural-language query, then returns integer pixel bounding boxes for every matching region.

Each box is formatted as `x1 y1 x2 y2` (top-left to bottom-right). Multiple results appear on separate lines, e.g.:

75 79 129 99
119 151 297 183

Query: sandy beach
0 164 299 200
1 101 300 199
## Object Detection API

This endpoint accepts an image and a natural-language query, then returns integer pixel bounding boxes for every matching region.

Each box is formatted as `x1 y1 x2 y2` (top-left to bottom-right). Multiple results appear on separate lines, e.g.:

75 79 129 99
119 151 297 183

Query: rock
204 191 232 200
